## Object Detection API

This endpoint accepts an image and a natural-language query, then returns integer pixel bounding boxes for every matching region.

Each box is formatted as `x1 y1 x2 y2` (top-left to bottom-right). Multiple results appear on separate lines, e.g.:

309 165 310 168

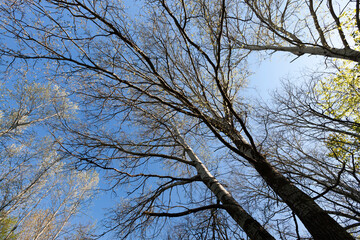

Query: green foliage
318 62 360 122
316 61 360 166
0 213 17 240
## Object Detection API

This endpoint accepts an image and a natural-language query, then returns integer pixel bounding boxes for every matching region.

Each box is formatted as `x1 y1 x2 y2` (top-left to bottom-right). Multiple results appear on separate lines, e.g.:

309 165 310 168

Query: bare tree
0 0 356 239
255 67 360 237
166 208 237 240
14 168 98 240
0 66 98 239
231 0 360 62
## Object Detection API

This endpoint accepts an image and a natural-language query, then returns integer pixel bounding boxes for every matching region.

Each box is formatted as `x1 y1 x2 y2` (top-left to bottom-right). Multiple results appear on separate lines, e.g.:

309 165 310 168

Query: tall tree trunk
176 132 276 240
231 136 354 240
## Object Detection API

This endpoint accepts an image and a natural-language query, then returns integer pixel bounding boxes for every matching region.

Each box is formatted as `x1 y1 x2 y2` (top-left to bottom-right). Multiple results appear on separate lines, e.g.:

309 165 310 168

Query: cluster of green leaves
0 213 17 240
316 61 360 166
339 9 360 47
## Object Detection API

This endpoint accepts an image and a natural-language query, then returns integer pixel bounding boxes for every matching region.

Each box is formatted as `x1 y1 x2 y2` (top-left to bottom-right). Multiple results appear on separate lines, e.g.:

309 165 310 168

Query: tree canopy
0 0 359 239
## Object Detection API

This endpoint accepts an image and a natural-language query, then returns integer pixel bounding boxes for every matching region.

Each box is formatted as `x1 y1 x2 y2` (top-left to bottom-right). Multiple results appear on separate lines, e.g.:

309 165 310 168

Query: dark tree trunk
178 133 276 240
233 139 354 240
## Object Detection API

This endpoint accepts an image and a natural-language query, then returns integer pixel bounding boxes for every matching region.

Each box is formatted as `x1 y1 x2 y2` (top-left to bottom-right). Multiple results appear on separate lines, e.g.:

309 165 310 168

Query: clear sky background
247 53 322 101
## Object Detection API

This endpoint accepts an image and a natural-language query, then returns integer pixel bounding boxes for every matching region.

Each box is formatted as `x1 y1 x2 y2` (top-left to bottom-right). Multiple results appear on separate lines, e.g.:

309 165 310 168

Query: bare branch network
0 0 359 239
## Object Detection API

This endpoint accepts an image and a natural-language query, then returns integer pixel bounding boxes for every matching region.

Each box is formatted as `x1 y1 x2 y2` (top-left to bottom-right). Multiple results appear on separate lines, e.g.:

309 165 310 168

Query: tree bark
231 137 354 240
176 131 276 240
236 44 360 63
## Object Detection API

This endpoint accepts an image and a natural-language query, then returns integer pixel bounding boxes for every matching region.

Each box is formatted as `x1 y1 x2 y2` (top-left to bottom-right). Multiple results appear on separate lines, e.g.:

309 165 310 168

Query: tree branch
143 204 225 217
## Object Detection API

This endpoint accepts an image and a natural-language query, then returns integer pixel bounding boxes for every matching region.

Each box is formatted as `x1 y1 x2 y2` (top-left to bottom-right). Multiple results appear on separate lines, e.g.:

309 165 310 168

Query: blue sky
0 1 329 238
247 53 322 101
82 50 323 238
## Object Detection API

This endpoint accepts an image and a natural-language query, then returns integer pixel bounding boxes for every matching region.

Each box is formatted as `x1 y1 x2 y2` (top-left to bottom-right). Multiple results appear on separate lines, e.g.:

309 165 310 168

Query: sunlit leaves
317 62 360 122
316 61 360 166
